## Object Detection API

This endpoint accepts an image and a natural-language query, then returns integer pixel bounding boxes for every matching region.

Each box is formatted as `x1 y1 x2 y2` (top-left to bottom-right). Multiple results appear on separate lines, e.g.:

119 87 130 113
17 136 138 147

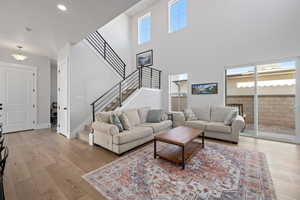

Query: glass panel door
226 60 297 141
257 61 296 138
226 66 256 136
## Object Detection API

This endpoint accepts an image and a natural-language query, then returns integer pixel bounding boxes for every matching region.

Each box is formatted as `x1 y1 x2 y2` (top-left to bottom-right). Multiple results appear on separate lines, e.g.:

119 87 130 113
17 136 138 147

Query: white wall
119 88 162 110
98 14 134 74
130 0 300 112
0 47 51 128
69 14 134 136
69 41 121 134
128 0 300 141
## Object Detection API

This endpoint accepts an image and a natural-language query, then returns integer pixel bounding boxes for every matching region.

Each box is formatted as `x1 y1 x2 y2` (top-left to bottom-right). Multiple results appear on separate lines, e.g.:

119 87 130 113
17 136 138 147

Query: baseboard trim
36 123 51 129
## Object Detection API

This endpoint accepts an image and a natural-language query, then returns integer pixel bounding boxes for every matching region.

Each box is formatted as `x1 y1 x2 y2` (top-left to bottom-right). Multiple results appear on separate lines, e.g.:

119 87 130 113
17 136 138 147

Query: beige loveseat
172 105 245 143
92 107 172 154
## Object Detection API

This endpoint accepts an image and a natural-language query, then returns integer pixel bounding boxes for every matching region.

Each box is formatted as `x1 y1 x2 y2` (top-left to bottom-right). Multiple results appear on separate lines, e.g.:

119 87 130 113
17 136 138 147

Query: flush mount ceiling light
12 46 28 61
57 4 67 11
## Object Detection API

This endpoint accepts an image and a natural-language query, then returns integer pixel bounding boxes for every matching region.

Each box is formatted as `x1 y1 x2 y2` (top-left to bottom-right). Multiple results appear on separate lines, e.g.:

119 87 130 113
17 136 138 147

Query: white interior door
0 65 36 133
57 58 69 137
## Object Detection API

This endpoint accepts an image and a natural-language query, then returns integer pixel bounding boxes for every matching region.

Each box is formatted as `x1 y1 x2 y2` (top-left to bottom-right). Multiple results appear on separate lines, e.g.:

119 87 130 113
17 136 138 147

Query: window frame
168 0 188 33
138 12 152 45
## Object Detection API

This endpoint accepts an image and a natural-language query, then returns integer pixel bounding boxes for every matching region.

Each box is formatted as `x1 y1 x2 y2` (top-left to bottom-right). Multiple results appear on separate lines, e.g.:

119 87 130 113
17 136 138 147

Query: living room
1 0 300 199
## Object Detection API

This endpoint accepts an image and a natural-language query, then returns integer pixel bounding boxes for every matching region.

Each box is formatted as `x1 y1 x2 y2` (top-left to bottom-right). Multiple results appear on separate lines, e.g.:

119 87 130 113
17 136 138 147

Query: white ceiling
0 0 141 59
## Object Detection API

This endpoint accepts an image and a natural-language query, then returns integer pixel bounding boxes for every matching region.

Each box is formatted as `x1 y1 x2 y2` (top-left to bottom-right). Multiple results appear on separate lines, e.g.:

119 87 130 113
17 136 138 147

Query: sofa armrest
232 115 245 129
170 112 186 127
231 115 245 141
92 121 119 136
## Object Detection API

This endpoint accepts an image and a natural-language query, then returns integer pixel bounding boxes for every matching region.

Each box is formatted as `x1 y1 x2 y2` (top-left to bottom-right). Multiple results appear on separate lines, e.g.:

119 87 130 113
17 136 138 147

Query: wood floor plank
15 179 44 200
3 173 18 200
7 145 31 184
3 128 300 200
46 163 86 200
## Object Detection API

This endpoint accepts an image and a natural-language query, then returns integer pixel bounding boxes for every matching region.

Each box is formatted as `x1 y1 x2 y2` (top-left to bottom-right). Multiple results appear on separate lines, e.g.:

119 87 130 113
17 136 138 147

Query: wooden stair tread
103 87 138 111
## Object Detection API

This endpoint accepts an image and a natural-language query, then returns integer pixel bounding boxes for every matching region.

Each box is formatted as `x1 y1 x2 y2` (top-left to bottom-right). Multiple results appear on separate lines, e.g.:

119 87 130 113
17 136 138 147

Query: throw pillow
224 110 238 125
138 107 150 123
123 109 141 126
147 109 163 123
183 108 197 121
110 114 124 132
161 111 169 121
119 113 132 130
95 112 111 123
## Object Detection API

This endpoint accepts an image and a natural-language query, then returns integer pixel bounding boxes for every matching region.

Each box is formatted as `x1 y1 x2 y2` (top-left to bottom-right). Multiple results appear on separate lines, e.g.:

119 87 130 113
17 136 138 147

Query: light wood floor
3 129 300 200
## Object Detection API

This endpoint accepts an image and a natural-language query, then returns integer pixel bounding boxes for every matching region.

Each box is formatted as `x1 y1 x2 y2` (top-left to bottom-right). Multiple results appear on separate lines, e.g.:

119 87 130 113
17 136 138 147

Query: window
168 0 187 33
138 13 151 44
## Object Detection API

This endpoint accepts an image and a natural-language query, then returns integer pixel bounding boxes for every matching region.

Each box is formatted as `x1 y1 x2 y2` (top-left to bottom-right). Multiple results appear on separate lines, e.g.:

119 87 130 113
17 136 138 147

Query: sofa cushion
123 109 141 126
113 126 153 145
185 120 208 130
147 109 163 123
206 122 231 133
191 105 211 121
183 108 197 121
211 106 237 122
140 120 172 133
138 107 150 123
95 112 112 123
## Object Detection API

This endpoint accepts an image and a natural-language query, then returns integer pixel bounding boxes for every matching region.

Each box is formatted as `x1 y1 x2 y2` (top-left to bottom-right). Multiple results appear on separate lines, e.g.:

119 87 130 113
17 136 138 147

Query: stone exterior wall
171 96 187 112
227 96 254 124
227 95 295 128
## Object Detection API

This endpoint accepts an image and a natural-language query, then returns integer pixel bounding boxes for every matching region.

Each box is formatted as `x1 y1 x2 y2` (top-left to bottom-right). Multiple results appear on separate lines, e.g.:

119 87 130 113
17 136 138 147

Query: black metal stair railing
86 31 126 79
91 66 162 122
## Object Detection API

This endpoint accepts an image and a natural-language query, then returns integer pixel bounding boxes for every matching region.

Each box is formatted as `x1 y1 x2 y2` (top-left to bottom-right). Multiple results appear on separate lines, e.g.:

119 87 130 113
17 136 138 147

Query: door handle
0 103 2 110
63 107 67 110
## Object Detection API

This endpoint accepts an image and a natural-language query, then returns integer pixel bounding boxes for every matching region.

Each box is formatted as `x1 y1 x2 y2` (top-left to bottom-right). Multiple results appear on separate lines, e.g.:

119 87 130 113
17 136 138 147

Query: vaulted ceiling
125 0 158 16
0 0 141 59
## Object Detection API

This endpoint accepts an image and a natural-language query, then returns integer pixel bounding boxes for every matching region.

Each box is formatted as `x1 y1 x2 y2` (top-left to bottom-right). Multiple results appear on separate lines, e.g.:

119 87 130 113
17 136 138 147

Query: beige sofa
172 105 245 143
92 107 172 155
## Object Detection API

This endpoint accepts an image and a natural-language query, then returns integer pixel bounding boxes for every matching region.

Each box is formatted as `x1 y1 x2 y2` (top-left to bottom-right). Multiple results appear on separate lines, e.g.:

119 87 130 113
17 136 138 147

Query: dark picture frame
191 83 218 95
136 49 153 67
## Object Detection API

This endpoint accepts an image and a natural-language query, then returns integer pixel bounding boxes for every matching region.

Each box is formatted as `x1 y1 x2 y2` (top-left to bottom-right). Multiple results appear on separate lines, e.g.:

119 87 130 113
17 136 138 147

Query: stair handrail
86 30 126 79
90 68 139 106
95 31 126 69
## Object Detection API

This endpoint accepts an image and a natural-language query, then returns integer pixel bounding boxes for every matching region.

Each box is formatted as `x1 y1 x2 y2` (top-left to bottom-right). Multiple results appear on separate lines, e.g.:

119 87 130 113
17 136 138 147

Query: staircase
78 31 162 142
91 66 162 121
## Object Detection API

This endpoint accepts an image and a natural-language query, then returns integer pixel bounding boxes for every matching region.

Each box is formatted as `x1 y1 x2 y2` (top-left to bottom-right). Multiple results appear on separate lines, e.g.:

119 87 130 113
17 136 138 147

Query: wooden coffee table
154 126 204 169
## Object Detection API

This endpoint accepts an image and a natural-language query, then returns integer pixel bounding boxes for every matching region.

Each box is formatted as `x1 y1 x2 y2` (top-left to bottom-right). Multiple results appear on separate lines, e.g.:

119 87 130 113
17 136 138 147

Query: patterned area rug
83 141 277 200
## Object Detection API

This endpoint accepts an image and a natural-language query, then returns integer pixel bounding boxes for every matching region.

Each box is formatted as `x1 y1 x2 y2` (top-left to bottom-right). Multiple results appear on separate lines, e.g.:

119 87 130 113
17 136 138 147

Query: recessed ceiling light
57 4 67 11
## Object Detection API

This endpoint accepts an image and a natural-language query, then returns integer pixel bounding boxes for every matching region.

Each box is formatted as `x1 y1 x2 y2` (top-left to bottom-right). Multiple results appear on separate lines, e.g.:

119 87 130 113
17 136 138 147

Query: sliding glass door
226 66 256 136
225 60 296 141
257 61 296 138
